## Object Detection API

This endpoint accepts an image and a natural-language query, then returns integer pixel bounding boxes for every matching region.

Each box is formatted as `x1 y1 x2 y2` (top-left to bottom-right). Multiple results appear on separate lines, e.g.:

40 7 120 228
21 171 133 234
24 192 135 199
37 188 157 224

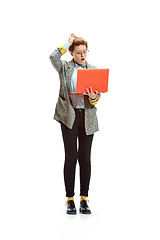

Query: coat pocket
55 97 68 118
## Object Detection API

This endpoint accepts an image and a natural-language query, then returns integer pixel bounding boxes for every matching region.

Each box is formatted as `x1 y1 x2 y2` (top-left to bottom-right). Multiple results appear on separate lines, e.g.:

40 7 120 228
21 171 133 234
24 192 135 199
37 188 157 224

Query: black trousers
60 109 94 197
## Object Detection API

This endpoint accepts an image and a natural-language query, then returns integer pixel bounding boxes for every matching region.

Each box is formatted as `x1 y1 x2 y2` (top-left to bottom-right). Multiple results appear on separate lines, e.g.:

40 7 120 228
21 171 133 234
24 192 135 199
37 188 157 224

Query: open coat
49 48 99 135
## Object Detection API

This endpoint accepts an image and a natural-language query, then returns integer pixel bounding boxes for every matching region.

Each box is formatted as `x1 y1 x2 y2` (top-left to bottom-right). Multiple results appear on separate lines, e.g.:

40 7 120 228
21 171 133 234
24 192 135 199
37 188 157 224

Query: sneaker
79 199 91 214
66 200 77 214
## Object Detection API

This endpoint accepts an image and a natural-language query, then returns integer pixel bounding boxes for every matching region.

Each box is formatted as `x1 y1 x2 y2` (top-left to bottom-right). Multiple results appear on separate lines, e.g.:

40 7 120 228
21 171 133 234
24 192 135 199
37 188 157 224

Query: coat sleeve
49 45 68 73
89 94 100 105
87 64 101 106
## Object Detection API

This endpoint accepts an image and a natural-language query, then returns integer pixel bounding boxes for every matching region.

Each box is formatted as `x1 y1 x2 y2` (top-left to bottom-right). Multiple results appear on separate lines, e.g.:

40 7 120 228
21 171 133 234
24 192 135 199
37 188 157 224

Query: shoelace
65 200 89 205
81 199 89 208
65 200 75 208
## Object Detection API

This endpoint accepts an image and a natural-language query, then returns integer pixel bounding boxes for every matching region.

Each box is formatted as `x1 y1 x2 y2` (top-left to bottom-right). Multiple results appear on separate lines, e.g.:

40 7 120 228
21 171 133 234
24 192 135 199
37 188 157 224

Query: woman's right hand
68 35 76 46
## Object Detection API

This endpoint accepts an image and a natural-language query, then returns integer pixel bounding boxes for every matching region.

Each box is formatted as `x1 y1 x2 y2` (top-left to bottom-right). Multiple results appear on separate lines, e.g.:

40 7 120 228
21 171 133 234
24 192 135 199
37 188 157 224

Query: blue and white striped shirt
69 64 86 109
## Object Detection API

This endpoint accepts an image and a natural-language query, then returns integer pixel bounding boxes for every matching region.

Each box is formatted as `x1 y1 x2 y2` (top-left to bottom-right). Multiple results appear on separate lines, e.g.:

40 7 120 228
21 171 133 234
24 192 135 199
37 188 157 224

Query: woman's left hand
83 87 98 99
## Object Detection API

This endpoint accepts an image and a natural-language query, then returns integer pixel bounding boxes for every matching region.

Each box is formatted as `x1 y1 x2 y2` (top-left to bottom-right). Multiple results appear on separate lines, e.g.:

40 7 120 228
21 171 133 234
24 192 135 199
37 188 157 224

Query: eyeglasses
74 50 89 55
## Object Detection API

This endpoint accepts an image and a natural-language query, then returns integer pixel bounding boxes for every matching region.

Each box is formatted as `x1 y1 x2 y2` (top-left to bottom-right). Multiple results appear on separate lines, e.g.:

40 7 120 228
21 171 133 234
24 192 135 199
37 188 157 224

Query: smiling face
70 44 87 65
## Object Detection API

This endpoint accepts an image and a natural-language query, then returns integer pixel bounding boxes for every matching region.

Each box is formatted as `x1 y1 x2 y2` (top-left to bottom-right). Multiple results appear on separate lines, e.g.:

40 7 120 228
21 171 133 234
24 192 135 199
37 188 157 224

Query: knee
64 152 78 166
78 155 91 166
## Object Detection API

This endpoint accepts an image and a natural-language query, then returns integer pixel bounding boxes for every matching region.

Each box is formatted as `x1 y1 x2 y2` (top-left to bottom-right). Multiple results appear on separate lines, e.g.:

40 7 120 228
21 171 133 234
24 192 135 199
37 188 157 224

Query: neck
74 59 86 67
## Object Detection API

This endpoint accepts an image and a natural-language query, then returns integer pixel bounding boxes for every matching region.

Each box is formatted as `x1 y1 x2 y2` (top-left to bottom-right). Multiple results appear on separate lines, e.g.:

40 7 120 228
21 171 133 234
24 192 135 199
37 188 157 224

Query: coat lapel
66 59 75 91
65 59 92 92
86 61 91 69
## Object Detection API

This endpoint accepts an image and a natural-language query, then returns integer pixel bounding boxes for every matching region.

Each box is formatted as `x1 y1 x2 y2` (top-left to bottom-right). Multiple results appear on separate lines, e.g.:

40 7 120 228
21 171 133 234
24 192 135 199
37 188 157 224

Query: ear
69 51 74 57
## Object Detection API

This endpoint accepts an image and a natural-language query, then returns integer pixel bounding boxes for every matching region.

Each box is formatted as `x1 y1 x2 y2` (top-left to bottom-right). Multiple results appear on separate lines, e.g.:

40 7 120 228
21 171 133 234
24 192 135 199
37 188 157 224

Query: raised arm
49 35 75 73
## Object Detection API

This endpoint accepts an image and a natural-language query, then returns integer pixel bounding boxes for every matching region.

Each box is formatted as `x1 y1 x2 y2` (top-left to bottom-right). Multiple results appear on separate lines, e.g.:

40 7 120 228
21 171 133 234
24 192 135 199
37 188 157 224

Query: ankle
80 196 87 201
67 197 74 202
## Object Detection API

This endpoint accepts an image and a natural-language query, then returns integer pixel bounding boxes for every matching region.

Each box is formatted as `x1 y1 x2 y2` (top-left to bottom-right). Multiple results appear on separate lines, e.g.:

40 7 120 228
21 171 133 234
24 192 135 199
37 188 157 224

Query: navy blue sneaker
79 199 91 214
66 200 77 214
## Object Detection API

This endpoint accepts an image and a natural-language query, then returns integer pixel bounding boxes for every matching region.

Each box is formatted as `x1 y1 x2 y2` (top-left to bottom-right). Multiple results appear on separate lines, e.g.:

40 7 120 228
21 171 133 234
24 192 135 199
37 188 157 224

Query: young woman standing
49 34 100 214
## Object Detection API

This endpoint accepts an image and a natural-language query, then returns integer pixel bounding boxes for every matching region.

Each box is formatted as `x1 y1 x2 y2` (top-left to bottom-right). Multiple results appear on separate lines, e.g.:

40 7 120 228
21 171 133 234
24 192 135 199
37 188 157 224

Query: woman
49 34 100 214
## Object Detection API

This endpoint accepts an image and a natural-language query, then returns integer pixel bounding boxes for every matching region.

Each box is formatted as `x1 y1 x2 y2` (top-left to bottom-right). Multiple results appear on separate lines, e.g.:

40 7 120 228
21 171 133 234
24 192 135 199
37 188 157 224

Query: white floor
1 137 159 240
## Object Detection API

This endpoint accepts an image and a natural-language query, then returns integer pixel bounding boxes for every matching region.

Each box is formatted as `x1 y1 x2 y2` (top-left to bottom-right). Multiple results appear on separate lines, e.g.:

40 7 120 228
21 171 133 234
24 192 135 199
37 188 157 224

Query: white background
0 0 160 239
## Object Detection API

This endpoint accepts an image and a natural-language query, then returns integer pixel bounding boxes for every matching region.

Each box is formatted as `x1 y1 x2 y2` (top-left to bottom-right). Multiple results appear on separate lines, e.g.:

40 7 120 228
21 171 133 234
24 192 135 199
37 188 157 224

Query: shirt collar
74 60 87 68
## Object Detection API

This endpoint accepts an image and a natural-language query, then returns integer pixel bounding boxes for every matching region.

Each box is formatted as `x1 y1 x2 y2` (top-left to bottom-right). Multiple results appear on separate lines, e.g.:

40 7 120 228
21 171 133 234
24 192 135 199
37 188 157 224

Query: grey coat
49 48 99 135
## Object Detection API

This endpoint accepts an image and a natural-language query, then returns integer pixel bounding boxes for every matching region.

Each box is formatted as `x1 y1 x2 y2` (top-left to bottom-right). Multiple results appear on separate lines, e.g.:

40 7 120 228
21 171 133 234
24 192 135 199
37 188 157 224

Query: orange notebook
69 69 109 94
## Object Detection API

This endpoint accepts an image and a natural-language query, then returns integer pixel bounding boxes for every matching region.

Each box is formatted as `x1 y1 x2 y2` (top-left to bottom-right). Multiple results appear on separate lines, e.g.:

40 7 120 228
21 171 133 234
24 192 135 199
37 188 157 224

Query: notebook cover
70 69 109 94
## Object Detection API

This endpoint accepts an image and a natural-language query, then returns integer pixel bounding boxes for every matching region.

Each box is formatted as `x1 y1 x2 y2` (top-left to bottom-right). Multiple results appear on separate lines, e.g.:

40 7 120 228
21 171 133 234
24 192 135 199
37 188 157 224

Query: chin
75 59 85 65
81 59 85 64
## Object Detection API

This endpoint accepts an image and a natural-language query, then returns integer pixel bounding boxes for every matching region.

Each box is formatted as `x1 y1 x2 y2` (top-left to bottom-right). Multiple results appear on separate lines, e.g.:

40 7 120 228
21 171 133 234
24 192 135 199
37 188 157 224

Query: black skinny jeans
60 108 94 197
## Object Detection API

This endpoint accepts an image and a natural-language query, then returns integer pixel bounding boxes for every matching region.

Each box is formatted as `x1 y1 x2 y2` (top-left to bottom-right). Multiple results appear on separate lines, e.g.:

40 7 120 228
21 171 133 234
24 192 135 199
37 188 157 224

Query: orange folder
69 69 109 94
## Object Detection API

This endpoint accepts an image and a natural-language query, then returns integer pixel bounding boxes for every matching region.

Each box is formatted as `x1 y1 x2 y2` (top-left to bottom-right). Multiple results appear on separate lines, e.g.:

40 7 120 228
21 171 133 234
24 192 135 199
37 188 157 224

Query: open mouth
81 58 85 61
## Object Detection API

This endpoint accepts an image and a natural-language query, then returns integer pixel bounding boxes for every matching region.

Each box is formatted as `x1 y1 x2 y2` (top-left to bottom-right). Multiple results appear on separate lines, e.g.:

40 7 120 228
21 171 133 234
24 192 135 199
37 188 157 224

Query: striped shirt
69 63 86 109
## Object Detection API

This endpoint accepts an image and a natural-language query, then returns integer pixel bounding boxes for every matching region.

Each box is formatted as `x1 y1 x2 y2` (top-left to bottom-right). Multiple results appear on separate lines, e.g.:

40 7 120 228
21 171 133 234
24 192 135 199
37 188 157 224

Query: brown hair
69 34 88 52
